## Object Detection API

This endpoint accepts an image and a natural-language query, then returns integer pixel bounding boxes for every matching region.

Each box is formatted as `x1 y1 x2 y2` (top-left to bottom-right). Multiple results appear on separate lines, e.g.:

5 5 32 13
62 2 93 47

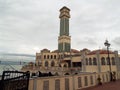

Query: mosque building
22 6 120 75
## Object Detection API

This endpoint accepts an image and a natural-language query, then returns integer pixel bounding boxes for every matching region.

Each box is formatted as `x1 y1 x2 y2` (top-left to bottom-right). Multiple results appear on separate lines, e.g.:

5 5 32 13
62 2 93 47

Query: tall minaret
58 6 71 53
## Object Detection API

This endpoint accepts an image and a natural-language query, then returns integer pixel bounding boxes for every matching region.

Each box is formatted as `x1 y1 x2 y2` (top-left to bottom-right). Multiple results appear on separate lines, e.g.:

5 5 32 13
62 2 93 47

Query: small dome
41 48 50 53
52 50 58 53
71 49 80 53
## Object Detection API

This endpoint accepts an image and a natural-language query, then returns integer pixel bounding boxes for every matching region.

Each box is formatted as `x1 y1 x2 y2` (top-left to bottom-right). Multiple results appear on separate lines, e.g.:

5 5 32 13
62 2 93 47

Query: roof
52 49 80 53
87 49 114 55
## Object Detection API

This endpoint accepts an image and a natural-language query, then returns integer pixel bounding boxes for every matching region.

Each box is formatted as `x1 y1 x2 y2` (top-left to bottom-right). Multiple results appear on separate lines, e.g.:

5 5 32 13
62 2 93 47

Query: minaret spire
58 6 71 52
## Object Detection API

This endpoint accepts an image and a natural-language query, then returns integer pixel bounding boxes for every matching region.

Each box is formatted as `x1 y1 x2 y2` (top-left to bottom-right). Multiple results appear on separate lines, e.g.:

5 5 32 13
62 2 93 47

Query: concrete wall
29 72 120 90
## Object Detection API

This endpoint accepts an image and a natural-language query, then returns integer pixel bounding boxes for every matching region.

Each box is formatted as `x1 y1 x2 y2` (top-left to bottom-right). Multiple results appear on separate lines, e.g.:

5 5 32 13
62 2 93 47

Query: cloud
71 0 120 34
112 37 120 47
0 0 120 54
72 36 98 50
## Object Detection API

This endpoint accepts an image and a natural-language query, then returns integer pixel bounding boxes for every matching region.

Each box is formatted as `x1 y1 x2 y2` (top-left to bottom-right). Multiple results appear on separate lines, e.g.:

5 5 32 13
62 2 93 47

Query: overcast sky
0 0 120 55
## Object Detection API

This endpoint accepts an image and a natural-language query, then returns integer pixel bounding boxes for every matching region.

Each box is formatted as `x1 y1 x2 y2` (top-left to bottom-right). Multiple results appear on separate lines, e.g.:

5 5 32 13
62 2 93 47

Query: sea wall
29 72 120 90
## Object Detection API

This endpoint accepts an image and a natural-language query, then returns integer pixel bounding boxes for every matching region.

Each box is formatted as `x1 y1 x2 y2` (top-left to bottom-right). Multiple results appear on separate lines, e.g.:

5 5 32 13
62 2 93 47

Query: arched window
86 58 88 65
106 74 108 82
90 76 93 85
101 57 105 65
44 55 46 59
78 77 82 88
51 61 55 67
59 55 61 59
61 55 63 59
89 58 92 65
106 57 110 65
51 55 53 59
54 55 56 59
45 61 48 67
64 64 67 67
111 57 115 65
47 55 49 59
102 75 105 82
93 57 97 65
59 64 61 67
84 76 88 86
55 79 60 90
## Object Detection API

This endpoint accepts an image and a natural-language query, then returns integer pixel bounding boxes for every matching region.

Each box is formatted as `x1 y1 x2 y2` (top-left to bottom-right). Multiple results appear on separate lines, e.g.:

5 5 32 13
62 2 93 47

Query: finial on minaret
59 6 70 18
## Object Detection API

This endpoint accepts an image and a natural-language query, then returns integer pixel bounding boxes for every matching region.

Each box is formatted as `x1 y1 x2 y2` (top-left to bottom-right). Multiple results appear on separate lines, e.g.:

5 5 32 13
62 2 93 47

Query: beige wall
85 53 117 73
29 71 120 90
85 66 117 73
36 52 59 67
85 66 99 72
72 56 81 62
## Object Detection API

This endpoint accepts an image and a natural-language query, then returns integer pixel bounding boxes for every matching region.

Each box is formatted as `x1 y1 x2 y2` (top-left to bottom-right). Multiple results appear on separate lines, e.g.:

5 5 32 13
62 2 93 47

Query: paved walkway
80 80 120 90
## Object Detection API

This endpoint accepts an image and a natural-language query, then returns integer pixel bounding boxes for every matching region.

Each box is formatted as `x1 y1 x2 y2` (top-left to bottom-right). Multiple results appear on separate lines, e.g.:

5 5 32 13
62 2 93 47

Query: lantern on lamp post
104 40 113 81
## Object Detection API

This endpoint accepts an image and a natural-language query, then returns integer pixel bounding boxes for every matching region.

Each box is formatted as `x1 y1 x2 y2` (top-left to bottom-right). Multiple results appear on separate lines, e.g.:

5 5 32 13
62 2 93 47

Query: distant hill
0 53 35 62
0 53 35 57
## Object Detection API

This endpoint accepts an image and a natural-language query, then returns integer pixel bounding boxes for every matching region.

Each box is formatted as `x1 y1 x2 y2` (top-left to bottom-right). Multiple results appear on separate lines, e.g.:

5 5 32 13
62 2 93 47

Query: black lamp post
104 40 113 81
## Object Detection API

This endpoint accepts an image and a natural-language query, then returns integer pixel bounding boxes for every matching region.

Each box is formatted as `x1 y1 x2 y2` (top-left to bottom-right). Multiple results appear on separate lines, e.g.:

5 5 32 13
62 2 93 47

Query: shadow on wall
31 71 55 77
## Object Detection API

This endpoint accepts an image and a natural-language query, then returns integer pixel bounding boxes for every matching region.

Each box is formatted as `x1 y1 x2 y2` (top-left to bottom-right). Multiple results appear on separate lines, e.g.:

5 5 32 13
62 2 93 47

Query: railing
0 71 30 90
3 64 16 71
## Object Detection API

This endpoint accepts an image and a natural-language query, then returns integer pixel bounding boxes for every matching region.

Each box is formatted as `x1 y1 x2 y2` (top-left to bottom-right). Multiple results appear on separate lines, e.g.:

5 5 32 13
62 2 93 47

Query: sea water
0 53 35 76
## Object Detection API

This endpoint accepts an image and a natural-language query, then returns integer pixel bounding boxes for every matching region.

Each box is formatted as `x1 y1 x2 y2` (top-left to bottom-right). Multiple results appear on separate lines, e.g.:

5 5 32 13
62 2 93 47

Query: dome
41 48 50 53
71 49 80 53
52 50 58 53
